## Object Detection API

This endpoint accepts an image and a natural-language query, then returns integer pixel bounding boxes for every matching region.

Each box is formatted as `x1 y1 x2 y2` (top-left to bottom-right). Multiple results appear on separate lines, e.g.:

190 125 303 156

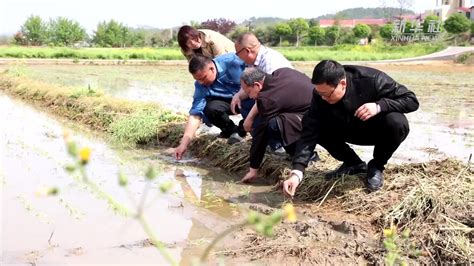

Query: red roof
458 7 471 12
319 19 386 27
393 14 424 20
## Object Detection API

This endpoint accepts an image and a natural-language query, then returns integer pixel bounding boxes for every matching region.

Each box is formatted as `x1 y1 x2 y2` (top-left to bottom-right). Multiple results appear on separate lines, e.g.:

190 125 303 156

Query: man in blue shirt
174 54 250 160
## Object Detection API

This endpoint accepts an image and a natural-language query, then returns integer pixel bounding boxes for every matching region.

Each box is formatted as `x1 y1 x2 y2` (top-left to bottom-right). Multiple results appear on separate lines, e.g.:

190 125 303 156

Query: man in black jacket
239 67 315 183
283 60 419 196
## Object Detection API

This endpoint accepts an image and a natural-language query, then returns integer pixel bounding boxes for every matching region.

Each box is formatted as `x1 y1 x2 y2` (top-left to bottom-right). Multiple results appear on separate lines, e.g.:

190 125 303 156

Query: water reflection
0 94 249 264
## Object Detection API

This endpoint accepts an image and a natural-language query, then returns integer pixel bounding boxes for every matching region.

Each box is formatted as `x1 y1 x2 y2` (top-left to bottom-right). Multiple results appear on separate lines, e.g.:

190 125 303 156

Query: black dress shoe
325 161 367 180
218 131 231 138
366 167 384 191
310 152 320 162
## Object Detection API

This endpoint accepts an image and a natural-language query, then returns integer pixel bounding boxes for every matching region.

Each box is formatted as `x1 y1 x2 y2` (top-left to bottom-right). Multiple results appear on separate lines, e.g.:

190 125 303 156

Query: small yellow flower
383 226 396 238
283 203 297 222
79 147 91 164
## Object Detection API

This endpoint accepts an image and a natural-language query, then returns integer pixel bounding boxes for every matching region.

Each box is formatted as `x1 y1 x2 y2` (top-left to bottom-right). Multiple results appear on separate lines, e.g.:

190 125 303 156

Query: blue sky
0 0 436 35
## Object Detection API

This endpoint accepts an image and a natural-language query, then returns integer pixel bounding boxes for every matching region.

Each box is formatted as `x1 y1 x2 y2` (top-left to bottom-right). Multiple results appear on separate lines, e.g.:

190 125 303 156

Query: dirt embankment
213 156 472 264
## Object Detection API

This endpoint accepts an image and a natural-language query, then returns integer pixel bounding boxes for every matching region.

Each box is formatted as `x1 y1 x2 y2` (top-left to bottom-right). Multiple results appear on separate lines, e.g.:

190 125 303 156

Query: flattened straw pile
294 157 473 263
186 133 292 177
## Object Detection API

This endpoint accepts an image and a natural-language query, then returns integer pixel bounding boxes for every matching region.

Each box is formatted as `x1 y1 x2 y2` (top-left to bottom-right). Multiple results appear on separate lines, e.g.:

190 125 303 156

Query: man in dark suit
239 67 316 183
283 60 419 195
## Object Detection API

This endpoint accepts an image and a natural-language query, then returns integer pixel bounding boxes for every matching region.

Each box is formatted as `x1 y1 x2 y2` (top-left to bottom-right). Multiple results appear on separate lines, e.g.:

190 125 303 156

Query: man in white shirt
231 33 293 150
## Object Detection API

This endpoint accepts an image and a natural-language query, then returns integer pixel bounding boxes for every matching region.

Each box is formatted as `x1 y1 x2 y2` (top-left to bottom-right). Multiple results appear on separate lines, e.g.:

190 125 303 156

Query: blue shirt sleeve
188 54 245 118
189 81 207 117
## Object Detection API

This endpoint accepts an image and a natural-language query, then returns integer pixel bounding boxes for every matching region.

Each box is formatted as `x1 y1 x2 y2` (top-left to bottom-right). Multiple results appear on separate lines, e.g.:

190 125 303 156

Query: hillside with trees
240 17 287 30
316 7 416 20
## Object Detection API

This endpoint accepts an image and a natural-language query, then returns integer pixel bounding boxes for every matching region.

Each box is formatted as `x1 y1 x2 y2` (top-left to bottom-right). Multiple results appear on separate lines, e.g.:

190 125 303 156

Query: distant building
430 0 474 21
319 19 386 28
392 14 425 21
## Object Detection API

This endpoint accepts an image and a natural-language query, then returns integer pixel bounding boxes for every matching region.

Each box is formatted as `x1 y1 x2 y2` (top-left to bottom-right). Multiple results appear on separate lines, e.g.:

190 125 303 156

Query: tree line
13 14 474 48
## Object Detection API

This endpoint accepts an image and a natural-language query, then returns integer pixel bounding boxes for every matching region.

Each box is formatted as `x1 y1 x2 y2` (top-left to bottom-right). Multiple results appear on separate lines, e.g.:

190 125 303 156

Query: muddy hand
174 145 186 160
231 94 241 115
283 175 300 198
243 117 253 132
239 168 258 183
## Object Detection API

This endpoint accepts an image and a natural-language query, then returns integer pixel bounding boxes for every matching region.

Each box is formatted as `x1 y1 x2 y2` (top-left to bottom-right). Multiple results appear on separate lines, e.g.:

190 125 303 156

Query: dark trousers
318 112 409 170
267 117 296 155
204 97 254 137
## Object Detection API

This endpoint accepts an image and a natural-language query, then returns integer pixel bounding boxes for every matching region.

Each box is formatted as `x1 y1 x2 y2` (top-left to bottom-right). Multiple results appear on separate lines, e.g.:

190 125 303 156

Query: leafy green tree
93 20 129 47
48 17 86 46
20 15 47 46
339 27 357 44
368 24 381 40
308 25 325 46
288 18 309 47
444 13 471 34
189 20 201 28
353 23 371 38
380 23 394 40
127 30 145 47
274 23 292 46
253 28 268 44
325 25 341 45
471 22 474 37
158 29 173 47
308 18 319 27
260 26 280 46
444 13 471 44
229 26 248 42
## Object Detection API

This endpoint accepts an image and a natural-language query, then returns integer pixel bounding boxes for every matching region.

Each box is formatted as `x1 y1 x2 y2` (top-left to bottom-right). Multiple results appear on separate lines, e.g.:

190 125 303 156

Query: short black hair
311 60 346 87
188 54 212 74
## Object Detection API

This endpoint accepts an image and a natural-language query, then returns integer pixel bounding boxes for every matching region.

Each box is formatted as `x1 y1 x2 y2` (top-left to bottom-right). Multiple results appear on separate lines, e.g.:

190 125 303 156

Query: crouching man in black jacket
283 60 419 196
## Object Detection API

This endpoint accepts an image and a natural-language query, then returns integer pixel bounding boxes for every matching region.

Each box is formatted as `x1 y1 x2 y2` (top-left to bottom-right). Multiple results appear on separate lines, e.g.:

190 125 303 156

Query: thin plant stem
318 179 339 207
200 221 248 262
139 214 177 266
136 182 151 217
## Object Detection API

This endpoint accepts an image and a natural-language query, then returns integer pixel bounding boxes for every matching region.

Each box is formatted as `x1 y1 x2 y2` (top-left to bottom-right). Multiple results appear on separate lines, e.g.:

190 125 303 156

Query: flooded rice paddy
3 61 472 161
1 94 282 264
1 61 473 264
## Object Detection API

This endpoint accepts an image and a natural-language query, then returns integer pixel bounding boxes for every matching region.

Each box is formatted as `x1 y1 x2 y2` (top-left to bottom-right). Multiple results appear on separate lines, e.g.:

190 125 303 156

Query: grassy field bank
0 74 186 145
0 43 446 61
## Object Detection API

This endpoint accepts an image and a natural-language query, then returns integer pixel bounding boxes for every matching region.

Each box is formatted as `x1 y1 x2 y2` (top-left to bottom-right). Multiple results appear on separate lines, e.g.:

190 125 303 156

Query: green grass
110 108 185 145
0 46 184 60
0 74 186 146
275 43 446 61
0 43 447 61
455 52 474 64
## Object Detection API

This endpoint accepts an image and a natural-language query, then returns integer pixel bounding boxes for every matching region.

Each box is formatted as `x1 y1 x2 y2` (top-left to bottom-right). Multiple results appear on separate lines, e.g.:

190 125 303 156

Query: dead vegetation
220 217 380 264
173 133 473 263
290 157 473 263
216 156 472 264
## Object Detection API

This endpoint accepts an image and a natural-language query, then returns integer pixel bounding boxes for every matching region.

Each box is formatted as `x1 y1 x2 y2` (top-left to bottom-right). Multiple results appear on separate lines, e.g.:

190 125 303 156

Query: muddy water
1 64 193 113
1 93 274 265
4 62 472 162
